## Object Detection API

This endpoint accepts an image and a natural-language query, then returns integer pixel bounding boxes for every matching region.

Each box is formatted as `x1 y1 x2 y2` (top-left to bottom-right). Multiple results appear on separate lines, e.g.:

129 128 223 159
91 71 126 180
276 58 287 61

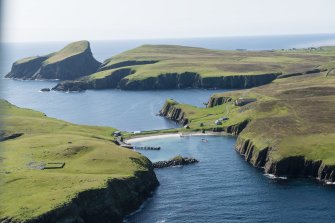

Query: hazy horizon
3 0 335 42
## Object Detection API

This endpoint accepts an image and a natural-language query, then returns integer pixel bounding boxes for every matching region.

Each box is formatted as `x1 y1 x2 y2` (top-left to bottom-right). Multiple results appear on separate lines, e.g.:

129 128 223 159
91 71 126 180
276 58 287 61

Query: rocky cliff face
5 41 101 80
11 170 159 223
235 137 335 183
159 100 189 126
52 72 280 91
207 96 233 107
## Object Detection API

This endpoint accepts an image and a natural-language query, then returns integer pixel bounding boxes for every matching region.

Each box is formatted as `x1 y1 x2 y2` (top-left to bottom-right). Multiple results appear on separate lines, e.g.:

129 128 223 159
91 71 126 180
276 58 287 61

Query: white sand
125 132 226 143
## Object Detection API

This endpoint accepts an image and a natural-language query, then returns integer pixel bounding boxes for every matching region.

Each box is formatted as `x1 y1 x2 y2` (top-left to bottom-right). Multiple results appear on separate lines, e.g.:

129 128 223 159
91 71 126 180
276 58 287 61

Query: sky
2 0 335 42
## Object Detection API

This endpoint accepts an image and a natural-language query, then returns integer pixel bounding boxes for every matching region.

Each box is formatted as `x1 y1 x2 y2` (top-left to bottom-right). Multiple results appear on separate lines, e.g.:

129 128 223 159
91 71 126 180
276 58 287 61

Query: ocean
1 34 335 222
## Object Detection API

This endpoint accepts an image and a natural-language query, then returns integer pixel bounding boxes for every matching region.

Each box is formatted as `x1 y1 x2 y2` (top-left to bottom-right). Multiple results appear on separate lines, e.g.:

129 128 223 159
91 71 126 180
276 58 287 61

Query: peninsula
5 41 101 80
159 71 335 183
0 100 158 223
6 41 335 91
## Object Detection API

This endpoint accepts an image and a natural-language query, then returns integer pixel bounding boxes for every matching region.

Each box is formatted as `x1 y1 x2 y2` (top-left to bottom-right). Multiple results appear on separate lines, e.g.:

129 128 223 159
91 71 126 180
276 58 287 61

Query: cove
126 135 335 223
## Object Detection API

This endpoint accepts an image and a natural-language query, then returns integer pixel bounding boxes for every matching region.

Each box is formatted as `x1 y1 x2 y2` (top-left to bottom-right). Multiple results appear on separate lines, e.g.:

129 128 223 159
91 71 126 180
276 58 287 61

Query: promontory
7 41 335 91
5 40 101 80
159 70 335 183
0 99 158 223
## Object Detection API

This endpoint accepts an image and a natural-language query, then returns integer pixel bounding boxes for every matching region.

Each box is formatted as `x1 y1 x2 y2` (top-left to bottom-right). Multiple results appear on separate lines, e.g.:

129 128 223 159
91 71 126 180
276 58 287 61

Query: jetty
134 146 160 150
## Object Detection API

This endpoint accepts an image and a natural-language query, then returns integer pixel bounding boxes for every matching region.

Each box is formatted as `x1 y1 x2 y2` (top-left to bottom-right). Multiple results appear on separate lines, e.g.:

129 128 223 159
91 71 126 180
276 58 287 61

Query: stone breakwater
153 157 199 168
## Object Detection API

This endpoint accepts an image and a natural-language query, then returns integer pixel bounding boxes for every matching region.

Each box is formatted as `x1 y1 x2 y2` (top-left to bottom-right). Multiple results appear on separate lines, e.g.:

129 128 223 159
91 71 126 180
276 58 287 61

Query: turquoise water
1 35 335 222
126 135 335 223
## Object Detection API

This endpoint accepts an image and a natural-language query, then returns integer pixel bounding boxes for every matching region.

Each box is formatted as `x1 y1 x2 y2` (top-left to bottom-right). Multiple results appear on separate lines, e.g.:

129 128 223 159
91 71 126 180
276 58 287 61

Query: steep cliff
235 137 335 183
0 99 159 223
5 41 101 80
207 96 233 107
21 171 159 223
53 72 280 91
159 100 189 126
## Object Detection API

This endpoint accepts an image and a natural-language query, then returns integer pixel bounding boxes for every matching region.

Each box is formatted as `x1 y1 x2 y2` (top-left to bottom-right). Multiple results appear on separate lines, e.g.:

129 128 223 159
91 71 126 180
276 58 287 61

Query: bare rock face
5 41 101 80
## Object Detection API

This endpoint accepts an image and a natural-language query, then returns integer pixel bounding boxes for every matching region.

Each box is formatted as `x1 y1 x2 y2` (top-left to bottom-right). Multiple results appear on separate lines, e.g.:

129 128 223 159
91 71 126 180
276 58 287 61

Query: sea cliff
53 72 280 91
5 41 100 80
0 100 159 223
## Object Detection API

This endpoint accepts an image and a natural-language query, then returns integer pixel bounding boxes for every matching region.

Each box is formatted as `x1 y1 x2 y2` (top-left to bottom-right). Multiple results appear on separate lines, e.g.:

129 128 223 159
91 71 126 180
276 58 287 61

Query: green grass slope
43 40 90 65
91 45 335 81
0 100 151 221
160 72 335 165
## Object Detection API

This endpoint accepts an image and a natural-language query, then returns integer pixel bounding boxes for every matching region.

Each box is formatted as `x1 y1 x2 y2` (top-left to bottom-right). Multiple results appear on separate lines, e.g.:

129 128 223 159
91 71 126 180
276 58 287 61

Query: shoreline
125 131 233 143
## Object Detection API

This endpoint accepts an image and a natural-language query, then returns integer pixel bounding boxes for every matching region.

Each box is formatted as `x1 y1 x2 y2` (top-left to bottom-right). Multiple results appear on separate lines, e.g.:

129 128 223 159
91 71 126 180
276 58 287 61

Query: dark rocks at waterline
153 156 199 168
52 72 281 92
52 81 89 92
40 88 50 92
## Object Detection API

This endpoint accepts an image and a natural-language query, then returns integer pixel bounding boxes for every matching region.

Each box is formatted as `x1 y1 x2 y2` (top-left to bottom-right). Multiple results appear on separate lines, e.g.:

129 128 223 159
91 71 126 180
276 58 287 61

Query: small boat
201 138 208 142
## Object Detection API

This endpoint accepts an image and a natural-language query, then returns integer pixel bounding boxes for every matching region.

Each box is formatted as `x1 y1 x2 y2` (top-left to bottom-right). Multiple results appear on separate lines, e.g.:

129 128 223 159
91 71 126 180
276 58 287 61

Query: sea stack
5 40 101 80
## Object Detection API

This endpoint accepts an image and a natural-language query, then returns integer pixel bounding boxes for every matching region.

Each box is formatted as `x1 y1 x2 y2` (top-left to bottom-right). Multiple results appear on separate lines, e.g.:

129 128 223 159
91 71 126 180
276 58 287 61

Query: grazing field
93 45 335 81
0 100 153 222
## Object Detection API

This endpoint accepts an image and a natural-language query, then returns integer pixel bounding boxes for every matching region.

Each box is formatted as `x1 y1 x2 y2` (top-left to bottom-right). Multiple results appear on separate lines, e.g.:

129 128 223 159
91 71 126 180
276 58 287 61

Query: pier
134 146 161 150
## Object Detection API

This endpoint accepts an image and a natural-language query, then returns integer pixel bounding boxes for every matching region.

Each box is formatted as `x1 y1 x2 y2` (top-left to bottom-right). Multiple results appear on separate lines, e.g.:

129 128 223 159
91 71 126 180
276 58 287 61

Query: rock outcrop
207 96 233 107
159 100 189 126
153 156 199 168
5 41 101 80
13 170 159 223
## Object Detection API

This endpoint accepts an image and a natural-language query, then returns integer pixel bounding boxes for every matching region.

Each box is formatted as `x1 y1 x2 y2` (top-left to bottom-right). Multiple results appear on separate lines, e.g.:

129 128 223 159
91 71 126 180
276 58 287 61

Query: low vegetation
91 45 335 81
0 100 152 221
159 72 335 165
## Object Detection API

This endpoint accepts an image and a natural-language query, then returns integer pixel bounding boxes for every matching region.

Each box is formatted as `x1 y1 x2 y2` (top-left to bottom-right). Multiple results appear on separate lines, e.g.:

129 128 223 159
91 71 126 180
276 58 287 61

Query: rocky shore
153 156 199 168
235 138 335 183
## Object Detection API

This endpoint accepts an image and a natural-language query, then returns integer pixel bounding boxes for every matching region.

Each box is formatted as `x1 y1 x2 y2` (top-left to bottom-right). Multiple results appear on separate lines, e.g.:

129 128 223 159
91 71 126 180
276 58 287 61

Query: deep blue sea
126 135 335 223
1 34 335 222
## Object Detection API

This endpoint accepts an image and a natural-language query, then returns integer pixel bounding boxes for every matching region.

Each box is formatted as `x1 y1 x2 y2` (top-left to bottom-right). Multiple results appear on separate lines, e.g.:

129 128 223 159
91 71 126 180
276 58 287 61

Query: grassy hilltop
52 44 335 91
92 45 335 80
6 41 101 81
159 72 335 179
0 100 157 222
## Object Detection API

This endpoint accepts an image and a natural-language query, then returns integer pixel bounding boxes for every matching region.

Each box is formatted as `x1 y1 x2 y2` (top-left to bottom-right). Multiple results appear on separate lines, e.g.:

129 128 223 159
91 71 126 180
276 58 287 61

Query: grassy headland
52 44 335 91
0 100 157 222
158 72 335 181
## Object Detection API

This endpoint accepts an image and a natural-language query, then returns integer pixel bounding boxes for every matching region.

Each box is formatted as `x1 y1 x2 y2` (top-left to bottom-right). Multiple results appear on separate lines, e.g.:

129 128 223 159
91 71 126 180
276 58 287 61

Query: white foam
264 174 287 180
